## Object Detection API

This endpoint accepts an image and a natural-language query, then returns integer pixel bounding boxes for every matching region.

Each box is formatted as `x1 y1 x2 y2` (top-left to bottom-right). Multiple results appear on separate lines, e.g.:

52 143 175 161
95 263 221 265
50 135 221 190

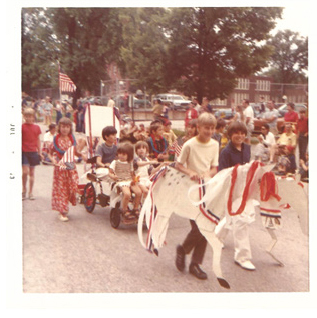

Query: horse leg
196 216 230 289
266 228 284 267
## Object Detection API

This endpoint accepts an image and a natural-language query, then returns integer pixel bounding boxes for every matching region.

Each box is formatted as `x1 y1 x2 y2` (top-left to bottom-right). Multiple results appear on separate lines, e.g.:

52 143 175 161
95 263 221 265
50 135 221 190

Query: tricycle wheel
110 208 121 228
83 182 96 213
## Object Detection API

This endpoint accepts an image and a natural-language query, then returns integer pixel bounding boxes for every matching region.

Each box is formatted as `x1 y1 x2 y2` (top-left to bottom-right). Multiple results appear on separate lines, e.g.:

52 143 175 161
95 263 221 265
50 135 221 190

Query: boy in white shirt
175 112 219 280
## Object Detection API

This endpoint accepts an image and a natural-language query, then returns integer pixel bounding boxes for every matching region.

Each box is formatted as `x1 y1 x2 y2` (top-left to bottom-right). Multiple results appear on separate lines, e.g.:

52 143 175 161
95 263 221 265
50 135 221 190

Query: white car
156 93 191 110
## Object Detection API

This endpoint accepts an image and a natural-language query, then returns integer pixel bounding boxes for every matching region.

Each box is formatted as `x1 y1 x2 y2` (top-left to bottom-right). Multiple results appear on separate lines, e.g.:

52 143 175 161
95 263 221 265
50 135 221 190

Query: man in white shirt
254 123 276 163
263 100 279 136
242 99 254 144
107 96 115 108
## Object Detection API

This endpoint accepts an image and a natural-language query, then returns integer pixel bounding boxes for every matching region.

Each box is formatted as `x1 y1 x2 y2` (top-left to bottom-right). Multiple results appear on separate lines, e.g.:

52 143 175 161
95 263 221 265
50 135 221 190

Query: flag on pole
59 67 76 93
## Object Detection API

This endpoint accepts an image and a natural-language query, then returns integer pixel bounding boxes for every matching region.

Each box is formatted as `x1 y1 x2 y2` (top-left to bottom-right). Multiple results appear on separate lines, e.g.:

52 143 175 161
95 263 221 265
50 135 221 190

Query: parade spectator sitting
274 123 297 173
254 123 276 163
171 119 198 160
276 155 291 176
185 101 198 127
147 120 169 162
299 151 309 181
163 120 177 146
276 123 297 155
120 120 140 144
137 123 149 140
162 119 178 161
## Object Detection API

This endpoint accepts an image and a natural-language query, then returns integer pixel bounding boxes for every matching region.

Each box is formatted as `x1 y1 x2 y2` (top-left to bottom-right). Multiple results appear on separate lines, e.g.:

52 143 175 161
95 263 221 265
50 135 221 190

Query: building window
256 80 270 91
211 98 227 106
237 78 250 90
234 93 249 105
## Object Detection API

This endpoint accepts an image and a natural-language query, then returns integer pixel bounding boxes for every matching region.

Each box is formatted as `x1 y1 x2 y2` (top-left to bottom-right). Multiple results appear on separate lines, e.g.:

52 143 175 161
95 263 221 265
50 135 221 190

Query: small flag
59 146 76 170
171 139 182 157
59 67 76 93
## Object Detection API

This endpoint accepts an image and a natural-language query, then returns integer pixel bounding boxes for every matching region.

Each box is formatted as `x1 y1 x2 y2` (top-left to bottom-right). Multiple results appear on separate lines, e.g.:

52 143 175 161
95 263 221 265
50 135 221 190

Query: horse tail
138 194 152 249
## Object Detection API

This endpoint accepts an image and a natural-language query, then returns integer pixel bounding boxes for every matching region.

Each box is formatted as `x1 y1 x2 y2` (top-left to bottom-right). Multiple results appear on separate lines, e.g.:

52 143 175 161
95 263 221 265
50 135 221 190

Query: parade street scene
5 3 315 312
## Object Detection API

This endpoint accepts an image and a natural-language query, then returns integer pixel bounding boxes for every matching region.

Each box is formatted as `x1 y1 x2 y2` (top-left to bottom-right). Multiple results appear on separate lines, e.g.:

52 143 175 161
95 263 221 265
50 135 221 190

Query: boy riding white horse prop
138 160 307 289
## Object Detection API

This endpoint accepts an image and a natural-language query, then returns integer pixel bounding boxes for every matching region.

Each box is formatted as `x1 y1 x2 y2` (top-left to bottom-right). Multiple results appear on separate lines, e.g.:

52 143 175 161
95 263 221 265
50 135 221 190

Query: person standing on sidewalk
175 112 219 280
297 109 308 161
22 108 43 200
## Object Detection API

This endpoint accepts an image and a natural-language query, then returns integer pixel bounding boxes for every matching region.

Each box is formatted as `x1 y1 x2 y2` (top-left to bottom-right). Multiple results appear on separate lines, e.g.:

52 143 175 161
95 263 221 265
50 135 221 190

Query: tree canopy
22 7 123 98
264 29 308 84
22 7 301 103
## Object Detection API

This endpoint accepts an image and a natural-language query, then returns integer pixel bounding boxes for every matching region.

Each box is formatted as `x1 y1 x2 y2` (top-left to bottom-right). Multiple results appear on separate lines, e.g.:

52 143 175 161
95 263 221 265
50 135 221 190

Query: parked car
132 97 152 109
253 113 285 135
214 108 235 120
155 93 191 110
278 103 307 117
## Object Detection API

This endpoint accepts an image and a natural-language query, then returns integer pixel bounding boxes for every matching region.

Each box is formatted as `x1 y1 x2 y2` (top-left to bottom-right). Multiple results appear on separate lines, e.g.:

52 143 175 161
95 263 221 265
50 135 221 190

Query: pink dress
50 135 79 214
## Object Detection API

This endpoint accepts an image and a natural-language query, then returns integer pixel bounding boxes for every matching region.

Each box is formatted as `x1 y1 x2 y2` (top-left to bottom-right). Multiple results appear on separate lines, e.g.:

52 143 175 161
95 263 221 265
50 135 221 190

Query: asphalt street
9 120 311 309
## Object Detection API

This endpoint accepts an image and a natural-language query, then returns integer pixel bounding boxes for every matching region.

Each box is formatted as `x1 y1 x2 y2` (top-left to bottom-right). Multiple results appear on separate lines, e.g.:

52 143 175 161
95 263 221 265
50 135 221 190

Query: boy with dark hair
95 126 118 168
216 121 255 270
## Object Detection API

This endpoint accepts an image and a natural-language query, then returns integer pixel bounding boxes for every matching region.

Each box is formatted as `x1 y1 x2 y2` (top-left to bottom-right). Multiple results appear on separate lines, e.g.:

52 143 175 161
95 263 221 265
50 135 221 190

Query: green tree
164 7 283 102
48 8 123 99
265 29 308 84
22 8 59 93
117 7 170 95
22 8 123 100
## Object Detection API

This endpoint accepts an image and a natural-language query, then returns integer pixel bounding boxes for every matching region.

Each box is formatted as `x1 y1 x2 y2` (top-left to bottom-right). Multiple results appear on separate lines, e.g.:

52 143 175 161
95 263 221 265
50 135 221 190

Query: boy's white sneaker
235 260 256 270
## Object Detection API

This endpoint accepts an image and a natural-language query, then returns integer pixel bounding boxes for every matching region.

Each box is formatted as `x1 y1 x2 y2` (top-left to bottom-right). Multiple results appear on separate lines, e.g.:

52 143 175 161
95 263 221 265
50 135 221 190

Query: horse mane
227 161 264 216
260 172 281 202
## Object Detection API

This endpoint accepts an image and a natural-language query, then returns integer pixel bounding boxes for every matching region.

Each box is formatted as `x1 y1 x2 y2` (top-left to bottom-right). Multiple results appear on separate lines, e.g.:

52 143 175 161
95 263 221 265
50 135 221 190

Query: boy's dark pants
182 220 207 265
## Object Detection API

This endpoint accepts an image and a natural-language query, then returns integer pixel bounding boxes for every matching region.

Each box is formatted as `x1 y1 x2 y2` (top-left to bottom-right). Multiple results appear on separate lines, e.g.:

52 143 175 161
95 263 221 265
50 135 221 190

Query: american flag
58 146 76 170
59 68 76 93
171 139 183 157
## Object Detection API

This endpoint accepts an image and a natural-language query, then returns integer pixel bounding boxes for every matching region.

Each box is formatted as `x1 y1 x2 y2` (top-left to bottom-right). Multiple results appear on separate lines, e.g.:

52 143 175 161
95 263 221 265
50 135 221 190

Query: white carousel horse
138 161 285 289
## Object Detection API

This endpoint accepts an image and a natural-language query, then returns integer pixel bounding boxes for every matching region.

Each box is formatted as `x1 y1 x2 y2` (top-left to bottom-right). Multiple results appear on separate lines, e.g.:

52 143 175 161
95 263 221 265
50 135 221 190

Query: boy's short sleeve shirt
96 143 117 164
177 137 219 174
22 123 41 152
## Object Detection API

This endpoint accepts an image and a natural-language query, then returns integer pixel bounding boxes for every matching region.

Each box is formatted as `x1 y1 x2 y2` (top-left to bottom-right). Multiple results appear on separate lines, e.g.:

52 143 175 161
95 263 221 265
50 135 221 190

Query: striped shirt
109 160 133 181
